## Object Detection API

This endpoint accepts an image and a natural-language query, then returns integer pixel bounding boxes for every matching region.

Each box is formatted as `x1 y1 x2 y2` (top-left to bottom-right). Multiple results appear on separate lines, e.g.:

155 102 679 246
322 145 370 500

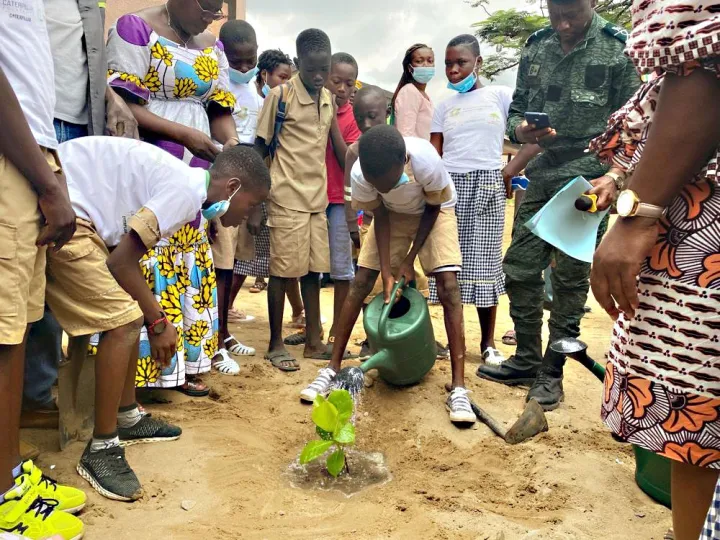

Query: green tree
472 0 632 79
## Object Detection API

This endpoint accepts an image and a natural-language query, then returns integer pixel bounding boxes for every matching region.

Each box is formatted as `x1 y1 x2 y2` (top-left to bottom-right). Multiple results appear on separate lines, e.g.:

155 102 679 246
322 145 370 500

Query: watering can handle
378 277 406 342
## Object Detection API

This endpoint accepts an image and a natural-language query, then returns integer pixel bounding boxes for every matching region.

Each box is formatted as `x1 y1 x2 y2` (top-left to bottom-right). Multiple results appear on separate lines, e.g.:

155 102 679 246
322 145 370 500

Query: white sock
11 462 22 479
90 435 120 453
117 405 145 429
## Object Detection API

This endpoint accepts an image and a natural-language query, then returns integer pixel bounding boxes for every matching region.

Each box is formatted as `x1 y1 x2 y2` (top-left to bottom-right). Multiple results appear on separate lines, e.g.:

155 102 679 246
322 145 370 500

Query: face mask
202 181 241 220
229 66 259 85
447 60 479 93
411 66 435 85
393 172 410 189
261 83 271 97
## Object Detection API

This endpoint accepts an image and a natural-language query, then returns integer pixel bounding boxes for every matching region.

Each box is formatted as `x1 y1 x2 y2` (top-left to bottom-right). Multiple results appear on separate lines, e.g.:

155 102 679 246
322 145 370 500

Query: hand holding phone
516 111 557 146
524 112 551 129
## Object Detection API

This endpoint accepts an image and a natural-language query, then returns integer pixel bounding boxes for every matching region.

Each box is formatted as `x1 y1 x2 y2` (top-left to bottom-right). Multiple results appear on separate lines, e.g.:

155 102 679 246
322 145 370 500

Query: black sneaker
77 442 142 502
118 414 182 447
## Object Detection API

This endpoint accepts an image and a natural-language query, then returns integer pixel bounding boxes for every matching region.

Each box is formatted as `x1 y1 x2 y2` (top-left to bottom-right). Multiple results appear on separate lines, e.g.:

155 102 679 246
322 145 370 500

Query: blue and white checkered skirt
430 169 506 307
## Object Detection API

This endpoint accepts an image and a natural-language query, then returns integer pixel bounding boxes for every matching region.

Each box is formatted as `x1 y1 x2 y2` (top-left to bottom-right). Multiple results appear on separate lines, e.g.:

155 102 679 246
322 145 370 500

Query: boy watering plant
47 137 269 502
254 28 335 371
301 125 476 426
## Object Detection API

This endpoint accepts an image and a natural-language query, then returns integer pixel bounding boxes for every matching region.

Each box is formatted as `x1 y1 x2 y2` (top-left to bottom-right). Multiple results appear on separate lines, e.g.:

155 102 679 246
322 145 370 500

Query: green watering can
361 278 437 386
551 338 672 508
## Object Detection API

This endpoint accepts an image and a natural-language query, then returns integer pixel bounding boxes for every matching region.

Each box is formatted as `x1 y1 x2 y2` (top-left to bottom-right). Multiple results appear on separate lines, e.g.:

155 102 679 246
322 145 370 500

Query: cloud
247 0 531 102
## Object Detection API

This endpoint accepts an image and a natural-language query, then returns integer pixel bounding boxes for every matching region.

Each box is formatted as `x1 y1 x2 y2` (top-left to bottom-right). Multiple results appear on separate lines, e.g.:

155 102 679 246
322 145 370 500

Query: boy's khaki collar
292 76 331 108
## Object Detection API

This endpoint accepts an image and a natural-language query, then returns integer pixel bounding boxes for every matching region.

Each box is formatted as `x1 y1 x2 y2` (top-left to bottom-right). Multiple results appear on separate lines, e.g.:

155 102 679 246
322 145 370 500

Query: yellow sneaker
0 475 84 540
22 461 86 514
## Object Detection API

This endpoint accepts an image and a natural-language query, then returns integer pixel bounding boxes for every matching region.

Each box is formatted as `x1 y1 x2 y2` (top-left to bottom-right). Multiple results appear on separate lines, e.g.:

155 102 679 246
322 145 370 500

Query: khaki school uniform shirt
256 76 334 213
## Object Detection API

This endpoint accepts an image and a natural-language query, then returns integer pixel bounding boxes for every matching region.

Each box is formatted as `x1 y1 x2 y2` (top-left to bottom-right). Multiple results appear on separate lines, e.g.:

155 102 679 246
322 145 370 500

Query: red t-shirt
326 102 362 204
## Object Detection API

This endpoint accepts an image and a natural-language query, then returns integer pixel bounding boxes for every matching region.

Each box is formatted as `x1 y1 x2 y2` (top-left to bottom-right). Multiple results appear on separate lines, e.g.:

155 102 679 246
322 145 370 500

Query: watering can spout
360 349 390 374
550 337 606 382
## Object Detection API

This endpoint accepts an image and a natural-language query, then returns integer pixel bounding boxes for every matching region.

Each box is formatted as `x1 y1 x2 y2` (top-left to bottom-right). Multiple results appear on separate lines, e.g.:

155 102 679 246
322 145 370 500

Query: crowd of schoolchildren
2 0 720 538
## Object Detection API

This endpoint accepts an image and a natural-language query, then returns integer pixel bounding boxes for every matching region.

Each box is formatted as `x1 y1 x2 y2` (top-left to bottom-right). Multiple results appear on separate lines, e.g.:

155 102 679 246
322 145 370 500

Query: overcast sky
247 0 535 103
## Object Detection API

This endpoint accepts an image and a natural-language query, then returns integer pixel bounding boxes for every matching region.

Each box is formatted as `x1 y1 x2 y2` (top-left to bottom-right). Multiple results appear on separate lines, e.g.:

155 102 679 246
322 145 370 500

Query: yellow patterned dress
106 14 236 387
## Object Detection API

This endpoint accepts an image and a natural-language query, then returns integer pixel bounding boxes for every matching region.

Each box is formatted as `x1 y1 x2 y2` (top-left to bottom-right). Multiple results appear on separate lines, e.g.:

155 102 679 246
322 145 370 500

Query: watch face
616 191 635 217
152 321 167 335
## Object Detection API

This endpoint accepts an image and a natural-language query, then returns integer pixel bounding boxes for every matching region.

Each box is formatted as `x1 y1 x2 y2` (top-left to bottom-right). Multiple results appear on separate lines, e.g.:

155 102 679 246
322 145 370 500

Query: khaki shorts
0 150 59 344
45 219 143 337
211 219 239 270
267 201 330 278
235 221 255 262
358 209 462 276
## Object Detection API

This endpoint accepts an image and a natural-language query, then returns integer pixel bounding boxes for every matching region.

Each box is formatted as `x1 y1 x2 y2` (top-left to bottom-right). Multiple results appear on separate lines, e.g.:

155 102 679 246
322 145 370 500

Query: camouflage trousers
504 157 608 366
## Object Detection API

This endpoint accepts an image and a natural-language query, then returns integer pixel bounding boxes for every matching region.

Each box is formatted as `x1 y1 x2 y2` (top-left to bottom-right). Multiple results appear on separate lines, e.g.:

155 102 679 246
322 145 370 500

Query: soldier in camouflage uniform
477 0 640 410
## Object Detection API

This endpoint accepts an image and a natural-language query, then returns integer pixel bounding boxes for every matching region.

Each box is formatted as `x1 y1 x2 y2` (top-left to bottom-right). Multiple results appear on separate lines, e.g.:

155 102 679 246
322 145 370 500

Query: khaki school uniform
45 214 150 336
255 76 333 278
45 137 208 337
0 151 60 344
351 137 462 277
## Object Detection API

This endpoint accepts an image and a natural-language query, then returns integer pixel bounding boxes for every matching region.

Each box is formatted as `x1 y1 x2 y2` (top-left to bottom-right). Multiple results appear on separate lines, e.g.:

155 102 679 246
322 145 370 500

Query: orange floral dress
590 0 720 468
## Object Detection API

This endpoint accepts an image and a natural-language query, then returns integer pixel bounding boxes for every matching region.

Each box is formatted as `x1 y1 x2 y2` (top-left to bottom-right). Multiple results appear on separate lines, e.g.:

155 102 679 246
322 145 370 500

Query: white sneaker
300 368 337 403
446 387 476 424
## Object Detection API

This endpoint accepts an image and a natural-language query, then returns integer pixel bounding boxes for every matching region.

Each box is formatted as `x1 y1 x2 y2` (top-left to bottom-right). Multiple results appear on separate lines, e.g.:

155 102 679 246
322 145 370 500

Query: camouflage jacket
506 14 641 180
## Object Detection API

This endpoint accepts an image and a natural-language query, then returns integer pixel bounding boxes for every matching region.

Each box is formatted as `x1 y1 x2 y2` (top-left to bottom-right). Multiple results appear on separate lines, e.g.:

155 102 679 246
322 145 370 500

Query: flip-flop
213 349 240 375
436 342 450 360
265 350 300 372
225 336 256 356
228 308 255 323
284 330 306 346
249 281 267 293
502 330 517 346
174 379 210 397
287 312 306 329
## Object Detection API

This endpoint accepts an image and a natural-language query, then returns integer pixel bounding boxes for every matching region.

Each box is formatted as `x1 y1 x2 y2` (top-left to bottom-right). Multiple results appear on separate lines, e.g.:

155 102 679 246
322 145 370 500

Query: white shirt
0 0 57 149
58 137 207 247
431 86 514 173
230 80 264 144
45 0 89 124
351 137 456 215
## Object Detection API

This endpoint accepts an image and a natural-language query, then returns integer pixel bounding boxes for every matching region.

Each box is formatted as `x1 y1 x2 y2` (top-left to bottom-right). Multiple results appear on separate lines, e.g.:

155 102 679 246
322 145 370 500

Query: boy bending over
48 137 269 501
301 125 476 425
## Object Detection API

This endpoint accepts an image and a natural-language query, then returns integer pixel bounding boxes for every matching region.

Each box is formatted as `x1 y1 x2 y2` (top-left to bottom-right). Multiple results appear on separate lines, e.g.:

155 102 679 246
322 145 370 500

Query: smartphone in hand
524 112 551 129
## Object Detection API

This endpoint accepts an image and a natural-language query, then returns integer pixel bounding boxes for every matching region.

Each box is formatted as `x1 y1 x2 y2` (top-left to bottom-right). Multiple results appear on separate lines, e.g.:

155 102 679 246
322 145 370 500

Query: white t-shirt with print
351 137 456 215
431 85 514 173
230 80 264 144
0 0 57 149
58 137 207 247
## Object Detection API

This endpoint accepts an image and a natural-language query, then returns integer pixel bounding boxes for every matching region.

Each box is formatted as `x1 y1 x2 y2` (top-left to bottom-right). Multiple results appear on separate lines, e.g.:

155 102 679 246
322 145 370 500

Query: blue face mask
393 172 410 189
261 83 271 97
447 61 479 93
202 174 241 220
411 66 435 85
229 66 259 85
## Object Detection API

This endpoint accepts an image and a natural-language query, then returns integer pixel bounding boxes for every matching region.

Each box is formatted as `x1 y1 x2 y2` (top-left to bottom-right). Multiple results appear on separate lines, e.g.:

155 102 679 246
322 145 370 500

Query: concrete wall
105 0 245 32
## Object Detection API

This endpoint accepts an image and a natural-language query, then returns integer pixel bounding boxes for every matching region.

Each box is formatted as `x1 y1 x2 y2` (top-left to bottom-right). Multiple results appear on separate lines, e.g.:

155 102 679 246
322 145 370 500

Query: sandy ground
24 207 673 539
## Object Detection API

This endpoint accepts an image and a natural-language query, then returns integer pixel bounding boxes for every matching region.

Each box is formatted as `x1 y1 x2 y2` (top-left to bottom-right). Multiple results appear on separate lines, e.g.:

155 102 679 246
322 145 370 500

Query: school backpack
267 84 289 160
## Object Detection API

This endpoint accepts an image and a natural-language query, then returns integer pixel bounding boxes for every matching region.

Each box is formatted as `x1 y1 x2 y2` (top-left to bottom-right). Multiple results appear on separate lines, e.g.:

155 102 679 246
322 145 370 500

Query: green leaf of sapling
326 449 346 477
328 389 354 422
333 422 356 445
312 400 339 433
316 426 333 441
299 440 334 464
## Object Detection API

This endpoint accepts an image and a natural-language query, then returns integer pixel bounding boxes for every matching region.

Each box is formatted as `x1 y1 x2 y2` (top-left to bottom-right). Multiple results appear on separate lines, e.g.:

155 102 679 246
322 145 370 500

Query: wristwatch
147 311 169 336
616 189 665 219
